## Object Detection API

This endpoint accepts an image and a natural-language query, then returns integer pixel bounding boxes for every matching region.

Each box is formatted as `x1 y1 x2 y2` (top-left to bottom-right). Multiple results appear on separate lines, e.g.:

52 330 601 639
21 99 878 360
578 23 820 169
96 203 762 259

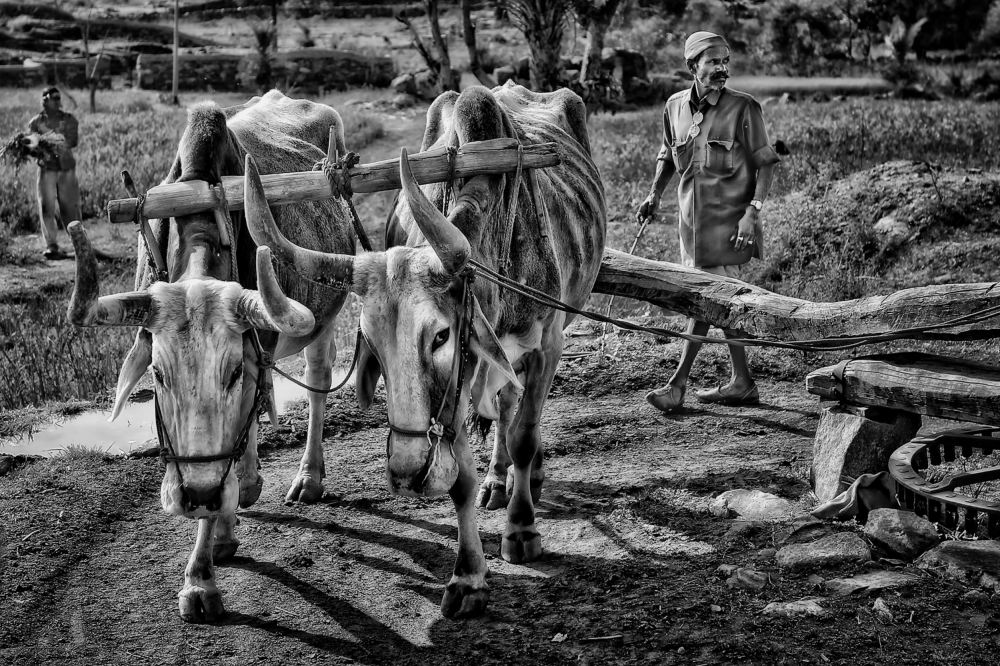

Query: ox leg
286 330 335 503
237 417 264 509
442 429 490 619
212 510 240 563
178 516 226 623
502 336 559 564
476 381 519 510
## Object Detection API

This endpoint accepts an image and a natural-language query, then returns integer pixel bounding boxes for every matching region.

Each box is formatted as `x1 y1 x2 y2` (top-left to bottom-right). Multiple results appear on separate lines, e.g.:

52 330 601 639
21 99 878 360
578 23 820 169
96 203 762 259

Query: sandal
694 383 760 406
645 384 686 414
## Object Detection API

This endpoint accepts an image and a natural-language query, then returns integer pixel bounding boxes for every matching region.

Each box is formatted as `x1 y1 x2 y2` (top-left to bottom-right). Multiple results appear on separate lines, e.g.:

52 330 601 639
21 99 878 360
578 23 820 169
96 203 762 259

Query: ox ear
110 330 152 422
355 336 382 411
469 296 522 393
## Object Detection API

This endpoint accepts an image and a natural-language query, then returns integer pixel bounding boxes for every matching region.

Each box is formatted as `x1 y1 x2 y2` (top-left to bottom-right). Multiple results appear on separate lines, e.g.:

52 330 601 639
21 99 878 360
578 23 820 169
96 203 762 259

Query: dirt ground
2 329 999 665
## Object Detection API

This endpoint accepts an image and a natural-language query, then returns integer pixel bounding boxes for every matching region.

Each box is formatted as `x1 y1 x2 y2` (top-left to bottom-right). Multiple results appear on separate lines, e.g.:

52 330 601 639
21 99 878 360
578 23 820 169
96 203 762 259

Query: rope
498 143 524 276
314 152 374 253
260 328 364 395
468 258 1000 353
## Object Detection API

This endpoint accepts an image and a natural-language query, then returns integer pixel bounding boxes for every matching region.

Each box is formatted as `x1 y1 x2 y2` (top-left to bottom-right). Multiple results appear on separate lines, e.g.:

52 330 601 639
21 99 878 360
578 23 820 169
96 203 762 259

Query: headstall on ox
381 265 477 494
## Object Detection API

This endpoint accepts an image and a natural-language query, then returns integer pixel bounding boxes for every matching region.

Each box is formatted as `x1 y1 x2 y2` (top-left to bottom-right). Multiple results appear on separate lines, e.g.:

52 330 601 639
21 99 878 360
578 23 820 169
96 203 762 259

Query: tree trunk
424 0 458 92
397 12 440 76
578 0 622 83
503 0 572 92
461 0 496 87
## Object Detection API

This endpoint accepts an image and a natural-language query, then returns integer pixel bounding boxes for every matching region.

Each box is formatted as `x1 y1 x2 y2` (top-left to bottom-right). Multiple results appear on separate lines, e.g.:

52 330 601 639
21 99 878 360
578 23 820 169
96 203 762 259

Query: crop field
2 87 1000 409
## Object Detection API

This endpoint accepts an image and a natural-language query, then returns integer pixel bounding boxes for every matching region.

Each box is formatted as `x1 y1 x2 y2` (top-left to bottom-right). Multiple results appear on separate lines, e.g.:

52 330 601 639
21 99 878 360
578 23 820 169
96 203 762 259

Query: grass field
2 86 999 409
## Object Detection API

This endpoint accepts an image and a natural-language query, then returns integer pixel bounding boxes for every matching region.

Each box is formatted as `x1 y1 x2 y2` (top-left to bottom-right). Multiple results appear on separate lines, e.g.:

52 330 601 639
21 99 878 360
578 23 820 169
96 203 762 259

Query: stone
494 64 516 86
916 540 1000 591
710 489 795 521
390 72 416 95
726 568 769 591
779 521 838 546
716 564 739 575
873 215 910 246
810 405 921 501
863 509 939 559
761 598 828 618
824 570 918 596
391 93 417 109
776 532 872 571
757 548 778 562
872 597 894 623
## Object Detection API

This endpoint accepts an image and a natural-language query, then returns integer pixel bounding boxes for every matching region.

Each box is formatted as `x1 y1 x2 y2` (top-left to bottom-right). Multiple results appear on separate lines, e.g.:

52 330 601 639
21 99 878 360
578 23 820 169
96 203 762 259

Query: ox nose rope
385 266 476 492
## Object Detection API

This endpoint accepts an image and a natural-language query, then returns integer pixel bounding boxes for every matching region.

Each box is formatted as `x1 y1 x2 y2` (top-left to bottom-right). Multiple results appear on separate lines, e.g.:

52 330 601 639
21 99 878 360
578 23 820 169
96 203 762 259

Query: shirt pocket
707 137 734 172
671 139 694 172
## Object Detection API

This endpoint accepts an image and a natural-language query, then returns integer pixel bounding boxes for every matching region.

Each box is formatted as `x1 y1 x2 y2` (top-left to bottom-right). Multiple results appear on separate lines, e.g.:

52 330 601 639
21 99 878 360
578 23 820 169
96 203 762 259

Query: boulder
710 489 795 521
726 568 769 591
761 598 828 618
873 215 911 247
810 405 920 501
824 570 918 596
863 508 939 559
776 532 872 571
391 93 417 109
916 540 1000 591
391 72 416 95
494 64 516 86
778 518 836 546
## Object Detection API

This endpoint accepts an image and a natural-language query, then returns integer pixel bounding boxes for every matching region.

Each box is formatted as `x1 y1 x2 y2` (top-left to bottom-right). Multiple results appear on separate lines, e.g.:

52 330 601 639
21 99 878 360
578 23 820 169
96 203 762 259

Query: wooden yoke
106 138 561 224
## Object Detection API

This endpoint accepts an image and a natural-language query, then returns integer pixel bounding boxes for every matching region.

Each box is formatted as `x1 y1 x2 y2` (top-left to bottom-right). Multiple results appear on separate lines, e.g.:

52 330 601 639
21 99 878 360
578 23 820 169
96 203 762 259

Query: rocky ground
1 330 998 665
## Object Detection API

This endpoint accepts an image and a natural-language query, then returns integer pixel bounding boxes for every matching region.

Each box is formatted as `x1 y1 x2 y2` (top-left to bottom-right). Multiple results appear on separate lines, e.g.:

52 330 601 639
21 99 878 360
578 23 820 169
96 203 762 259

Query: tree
573 0 624 84
461 0 496 86
396 0 459 93
81 2 107 113
502 0 575 92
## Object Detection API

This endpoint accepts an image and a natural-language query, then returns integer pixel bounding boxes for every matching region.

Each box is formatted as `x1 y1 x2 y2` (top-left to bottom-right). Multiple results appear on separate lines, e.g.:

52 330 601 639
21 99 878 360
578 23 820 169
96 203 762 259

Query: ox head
67 221 314 519
243 149 520 497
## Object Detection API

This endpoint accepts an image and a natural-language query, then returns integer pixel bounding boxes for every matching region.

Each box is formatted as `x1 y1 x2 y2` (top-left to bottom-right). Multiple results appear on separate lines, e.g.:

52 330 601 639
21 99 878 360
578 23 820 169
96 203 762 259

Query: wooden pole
172 0 179 105
593 248 1000 341
806 353 1000 425
106 138 560 224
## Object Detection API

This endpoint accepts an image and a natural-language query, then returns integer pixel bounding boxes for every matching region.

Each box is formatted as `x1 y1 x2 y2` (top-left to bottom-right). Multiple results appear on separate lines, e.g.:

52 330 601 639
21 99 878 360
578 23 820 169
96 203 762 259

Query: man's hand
730 208 758 251
636 193 660 223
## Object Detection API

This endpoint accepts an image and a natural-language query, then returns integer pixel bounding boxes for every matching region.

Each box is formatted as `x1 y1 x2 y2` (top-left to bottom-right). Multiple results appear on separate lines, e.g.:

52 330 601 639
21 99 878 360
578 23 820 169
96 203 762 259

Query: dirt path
2 349 996 665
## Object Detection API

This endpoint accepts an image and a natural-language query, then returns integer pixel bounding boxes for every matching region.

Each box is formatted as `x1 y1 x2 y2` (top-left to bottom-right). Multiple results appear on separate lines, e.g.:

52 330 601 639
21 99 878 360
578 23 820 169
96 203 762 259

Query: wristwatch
749 199 763 211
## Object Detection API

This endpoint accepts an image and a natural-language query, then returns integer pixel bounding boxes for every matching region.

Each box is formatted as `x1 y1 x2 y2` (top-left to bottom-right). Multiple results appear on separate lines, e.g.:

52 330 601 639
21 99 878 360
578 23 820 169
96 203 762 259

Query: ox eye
227 365 243 391
152 366 165 385
432 328 450 352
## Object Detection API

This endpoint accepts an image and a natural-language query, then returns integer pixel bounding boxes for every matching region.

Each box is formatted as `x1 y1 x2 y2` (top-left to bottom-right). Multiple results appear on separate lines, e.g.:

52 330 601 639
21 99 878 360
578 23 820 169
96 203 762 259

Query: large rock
710 489 795 521
824 570 919 596
726 568 769 591
916 540 1000 591
391 72 416 95
863 508 939 559
811 405 920 501
776 532 871 571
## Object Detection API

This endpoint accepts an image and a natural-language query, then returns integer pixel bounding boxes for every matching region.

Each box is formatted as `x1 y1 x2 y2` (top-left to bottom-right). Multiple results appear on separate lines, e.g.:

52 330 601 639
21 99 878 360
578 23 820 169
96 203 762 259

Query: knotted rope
313 151 374 252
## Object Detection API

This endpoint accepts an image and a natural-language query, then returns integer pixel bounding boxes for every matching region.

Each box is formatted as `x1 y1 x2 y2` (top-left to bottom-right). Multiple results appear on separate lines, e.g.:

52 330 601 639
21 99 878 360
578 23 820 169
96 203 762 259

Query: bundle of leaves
0 130 66 169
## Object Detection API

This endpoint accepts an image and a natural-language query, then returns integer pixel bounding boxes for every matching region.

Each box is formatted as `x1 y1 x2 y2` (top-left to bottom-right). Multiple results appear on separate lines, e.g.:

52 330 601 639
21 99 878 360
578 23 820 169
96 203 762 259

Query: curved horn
398 147 470 276
67 221 153 327
243 153 356 291
235 246 316 336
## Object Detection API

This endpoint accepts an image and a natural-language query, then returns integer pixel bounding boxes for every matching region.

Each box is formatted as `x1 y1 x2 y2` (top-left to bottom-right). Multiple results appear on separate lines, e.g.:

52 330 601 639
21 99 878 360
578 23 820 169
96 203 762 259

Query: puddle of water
0 369 351 458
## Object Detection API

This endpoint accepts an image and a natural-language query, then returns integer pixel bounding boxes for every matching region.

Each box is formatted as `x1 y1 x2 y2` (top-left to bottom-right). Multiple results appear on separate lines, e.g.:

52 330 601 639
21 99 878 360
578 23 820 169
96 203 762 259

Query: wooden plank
806 353 1000 425
106 138 559 223
593 248 1000 341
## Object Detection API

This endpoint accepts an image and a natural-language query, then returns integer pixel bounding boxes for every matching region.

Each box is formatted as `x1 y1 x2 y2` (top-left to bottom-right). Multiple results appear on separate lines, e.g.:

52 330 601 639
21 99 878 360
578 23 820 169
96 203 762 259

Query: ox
67 91 356 622
245 83 606 617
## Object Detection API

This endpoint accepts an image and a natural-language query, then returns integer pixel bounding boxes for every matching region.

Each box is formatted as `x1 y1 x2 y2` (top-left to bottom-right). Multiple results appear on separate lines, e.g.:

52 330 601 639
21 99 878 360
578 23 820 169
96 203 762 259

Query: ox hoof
178 586 226 623
213 539 240 564
476 475 509 510
441 577 490 619
501 529 543 564
239 474 264 509
504 466 545 504
285 475 324 504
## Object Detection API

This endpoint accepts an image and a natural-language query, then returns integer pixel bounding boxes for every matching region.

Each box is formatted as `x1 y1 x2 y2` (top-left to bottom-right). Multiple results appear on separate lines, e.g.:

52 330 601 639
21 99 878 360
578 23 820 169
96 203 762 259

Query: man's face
43 92 61 112
692 46 730 91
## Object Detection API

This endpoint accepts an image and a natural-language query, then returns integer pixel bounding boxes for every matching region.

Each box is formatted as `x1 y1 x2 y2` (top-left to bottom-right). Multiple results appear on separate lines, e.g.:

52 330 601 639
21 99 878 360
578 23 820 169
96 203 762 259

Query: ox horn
67 221 153 327
243 154 355 290
235 246 316 336
398 147 471 277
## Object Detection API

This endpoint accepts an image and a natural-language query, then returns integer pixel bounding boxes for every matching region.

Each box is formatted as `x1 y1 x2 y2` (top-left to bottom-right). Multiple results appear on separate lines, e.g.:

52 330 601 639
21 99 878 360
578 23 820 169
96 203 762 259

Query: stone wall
136 49 395 93
0 55 112 88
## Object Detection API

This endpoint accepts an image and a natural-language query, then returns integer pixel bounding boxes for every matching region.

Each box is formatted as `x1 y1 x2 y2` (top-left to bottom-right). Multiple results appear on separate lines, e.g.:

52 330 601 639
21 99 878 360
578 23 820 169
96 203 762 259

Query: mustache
711 73 729 79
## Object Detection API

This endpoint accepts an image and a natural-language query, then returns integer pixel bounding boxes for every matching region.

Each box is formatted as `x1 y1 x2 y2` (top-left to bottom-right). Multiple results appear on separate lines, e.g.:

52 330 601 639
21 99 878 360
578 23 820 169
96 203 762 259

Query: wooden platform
806 353 1000 426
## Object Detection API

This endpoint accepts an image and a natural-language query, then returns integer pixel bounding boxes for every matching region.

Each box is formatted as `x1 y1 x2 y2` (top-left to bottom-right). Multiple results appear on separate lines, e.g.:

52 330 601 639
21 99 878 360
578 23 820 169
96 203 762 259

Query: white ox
245 83 607 617
67 91 357 622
